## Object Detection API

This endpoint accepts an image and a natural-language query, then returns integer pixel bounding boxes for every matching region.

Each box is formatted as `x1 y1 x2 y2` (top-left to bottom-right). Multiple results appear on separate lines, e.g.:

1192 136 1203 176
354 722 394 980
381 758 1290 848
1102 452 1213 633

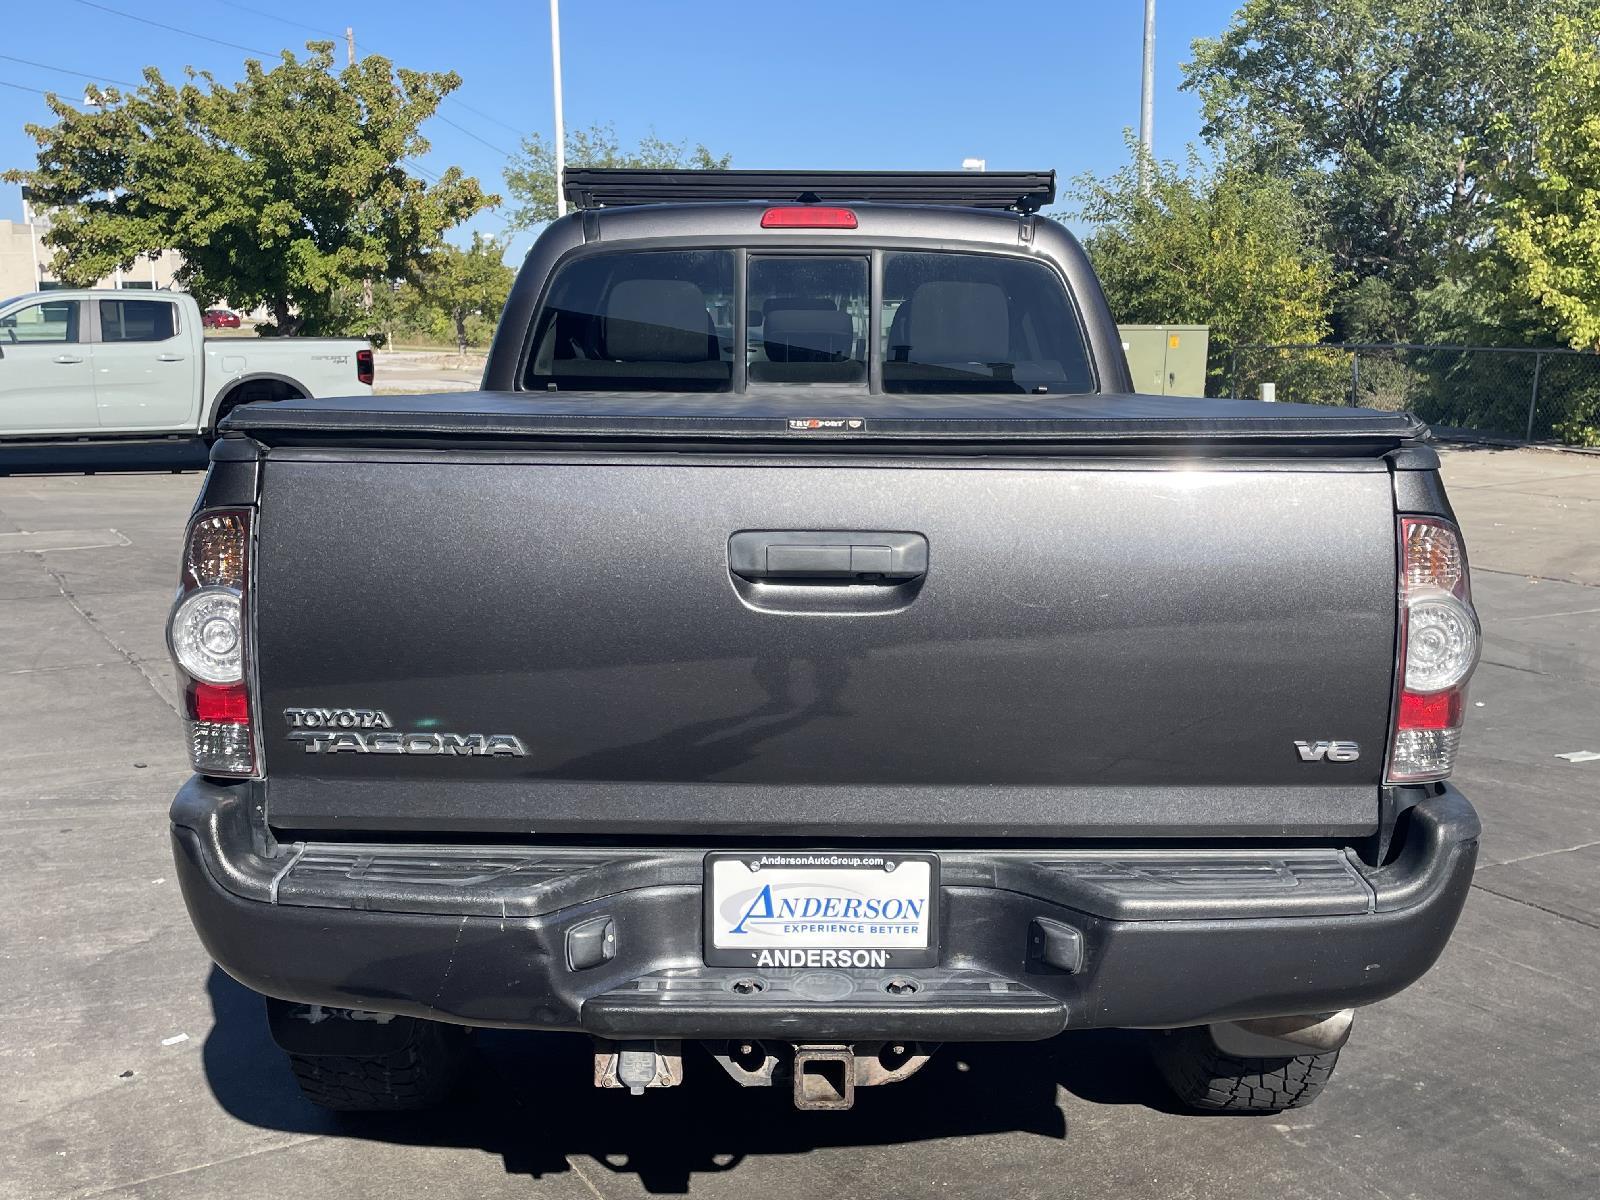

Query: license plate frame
703 851 939 969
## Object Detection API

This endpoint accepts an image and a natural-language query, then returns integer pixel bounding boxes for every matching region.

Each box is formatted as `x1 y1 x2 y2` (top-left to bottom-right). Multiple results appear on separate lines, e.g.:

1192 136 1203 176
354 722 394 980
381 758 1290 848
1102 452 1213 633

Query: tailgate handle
728 531 927 583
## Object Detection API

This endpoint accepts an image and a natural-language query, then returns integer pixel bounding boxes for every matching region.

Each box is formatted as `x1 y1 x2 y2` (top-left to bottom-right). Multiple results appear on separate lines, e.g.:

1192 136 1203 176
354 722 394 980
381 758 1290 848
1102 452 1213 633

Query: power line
208 1 527 143
443 98 524 138
0 79 52 95
0 53 141 89
432 113 512 157
68 0 274 57
211 0 332 38
62 1 520 161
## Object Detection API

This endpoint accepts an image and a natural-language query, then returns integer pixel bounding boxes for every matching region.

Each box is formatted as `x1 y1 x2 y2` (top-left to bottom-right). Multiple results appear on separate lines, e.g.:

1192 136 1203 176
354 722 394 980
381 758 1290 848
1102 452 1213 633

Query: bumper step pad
583 968 1067 1041
268 842 1373 922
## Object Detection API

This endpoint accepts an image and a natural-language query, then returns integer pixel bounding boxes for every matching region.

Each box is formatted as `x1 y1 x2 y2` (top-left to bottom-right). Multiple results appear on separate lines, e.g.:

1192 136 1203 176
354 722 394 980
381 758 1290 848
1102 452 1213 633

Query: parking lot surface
2 445 1597 1199
373 348 488 394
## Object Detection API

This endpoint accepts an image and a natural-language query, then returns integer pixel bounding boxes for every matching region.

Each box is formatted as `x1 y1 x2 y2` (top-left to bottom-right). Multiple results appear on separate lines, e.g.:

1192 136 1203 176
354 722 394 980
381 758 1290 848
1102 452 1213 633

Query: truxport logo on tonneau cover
281 707 527 757
787 417 865 432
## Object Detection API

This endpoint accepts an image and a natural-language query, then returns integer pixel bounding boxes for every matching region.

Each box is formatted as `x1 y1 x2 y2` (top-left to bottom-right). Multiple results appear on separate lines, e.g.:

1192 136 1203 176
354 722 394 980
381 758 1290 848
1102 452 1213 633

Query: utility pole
550 0 567 217
1139 0 1155 191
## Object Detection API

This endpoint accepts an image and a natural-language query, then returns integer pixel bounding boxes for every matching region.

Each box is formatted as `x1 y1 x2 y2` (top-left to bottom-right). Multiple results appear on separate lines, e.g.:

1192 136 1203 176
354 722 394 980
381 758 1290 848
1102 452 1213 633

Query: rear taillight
356 348 374 385
760 206 858 229
1388 517 1480 783
168 509 257 777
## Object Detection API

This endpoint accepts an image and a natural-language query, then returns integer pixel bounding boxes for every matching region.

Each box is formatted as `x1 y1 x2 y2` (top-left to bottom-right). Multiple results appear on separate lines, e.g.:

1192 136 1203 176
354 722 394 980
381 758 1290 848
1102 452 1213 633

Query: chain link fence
1229 344 1600 446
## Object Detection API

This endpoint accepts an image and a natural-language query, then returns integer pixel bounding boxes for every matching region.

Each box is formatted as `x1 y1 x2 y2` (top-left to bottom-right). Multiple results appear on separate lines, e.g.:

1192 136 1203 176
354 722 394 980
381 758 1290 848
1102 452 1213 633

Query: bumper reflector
192 681 250 723
1397 688 1462 730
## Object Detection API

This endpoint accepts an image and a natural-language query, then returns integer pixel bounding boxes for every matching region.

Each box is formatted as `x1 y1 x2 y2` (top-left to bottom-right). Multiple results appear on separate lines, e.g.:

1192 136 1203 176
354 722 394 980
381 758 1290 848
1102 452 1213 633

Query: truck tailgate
253 453 1397 838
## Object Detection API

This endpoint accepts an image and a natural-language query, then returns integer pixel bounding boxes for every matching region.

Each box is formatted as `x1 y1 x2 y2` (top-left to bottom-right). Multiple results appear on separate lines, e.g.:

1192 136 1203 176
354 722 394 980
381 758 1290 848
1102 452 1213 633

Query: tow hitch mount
596 1039 936 1108
703 1040 936 1111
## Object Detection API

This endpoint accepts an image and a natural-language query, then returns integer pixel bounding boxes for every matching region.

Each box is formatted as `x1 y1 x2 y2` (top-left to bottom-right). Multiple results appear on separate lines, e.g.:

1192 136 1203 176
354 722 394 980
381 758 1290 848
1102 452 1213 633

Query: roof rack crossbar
561 169 1057 214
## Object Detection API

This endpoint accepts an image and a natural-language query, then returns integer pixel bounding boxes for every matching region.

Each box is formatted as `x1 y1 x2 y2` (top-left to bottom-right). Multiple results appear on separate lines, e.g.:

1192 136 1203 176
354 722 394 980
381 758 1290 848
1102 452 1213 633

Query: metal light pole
1139 0 1155 192
21 189 42 291
550 0 567 218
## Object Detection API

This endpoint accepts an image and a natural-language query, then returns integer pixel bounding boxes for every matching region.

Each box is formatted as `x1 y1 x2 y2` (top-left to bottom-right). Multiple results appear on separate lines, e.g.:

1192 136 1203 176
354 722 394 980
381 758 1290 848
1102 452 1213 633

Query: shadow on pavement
202 968 1176 1194
0 439 208 476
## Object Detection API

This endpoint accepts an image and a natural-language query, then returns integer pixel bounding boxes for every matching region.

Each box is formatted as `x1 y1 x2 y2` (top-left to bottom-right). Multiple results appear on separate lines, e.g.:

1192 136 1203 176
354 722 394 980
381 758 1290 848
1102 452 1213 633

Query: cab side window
99 299 178 343
0 299 81 344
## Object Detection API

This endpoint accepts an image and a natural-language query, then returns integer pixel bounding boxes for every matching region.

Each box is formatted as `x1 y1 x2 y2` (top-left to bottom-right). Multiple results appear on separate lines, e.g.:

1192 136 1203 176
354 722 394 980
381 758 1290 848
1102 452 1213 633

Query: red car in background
202 308 241 329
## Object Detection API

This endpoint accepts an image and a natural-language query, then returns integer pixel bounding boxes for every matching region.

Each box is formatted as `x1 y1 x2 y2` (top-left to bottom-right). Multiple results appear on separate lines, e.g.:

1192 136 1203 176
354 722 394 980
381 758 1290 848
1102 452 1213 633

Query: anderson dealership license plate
704 852 939 969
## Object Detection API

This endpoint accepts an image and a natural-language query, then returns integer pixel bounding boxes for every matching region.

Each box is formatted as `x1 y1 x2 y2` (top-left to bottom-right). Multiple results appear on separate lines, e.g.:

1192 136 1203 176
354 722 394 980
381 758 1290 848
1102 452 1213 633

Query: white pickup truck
0 288 372 441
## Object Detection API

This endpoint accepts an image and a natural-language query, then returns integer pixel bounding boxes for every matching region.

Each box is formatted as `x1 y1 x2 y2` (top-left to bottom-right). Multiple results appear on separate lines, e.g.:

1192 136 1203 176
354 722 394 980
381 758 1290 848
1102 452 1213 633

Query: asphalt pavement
1 443 1596 1199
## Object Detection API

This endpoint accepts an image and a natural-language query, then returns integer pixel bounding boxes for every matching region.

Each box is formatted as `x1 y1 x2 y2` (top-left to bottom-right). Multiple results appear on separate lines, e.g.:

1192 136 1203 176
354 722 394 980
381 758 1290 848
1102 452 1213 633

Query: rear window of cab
522 249 1095 394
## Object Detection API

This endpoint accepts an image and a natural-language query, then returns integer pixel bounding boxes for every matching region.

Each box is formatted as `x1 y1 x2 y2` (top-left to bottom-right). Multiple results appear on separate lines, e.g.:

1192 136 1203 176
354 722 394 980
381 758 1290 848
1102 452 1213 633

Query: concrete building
1 204 183 298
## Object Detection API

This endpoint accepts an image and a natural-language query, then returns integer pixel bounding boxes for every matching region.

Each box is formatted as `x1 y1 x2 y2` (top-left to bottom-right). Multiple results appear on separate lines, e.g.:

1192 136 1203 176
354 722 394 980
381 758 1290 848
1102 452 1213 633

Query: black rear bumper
171 779 1478 1042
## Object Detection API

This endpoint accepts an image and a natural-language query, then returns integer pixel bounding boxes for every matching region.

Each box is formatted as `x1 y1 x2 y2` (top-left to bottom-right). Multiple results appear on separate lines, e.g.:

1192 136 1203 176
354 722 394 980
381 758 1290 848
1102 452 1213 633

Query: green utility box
1118 325 1210 396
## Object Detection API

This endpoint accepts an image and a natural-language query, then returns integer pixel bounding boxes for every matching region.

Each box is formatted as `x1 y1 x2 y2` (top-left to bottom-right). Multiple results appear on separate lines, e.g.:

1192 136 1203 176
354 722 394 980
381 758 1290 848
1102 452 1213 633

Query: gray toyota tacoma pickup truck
167 170 1481 1114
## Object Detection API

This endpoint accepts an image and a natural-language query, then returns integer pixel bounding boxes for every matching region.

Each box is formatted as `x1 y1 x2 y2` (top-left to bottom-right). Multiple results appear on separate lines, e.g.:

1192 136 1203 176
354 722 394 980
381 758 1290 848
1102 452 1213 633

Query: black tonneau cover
226 391 1426 449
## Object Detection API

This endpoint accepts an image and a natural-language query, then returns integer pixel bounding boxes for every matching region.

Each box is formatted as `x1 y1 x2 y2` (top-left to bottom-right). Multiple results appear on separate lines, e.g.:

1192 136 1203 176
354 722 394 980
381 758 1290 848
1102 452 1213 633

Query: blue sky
1 0 1240 258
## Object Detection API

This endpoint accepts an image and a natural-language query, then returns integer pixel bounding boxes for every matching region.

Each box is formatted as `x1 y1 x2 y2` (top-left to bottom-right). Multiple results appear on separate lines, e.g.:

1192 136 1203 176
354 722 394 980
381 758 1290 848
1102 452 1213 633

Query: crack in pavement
1470 882 1600 932
44 565 178 718
1476 567 1600 590
73 1134 328 1198
1487 839 1600 867
5 661 122 677
566 1156 611 1200
1498 606 1600 622
1477 656 1600 691
1444 468 1600 491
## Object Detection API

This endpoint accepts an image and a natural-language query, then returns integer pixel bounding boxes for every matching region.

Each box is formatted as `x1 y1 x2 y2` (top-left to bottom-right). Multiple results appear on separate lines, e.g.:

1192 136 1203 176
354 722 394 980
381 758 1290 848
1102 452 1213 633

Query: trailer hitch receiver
793 1044 855 1111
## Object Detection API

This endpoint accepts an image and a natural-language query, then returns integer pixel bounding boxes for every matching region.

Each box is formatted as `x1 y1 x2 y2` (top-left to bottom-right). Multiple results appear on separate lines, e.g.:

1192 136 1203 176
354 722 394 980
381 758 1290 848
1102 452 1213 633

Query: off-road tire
1150 1026 1339 1114
287 1020 469 1112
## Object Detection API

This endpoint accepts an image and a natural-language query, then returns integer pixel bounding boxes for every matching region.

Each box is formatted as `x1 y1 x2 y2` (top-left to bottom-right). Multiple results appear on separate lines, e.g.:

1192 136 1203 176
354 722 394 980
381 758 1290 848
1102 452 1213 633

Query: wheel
1149 1025 1340 1114
208 380 303 442
287 1019 470 1112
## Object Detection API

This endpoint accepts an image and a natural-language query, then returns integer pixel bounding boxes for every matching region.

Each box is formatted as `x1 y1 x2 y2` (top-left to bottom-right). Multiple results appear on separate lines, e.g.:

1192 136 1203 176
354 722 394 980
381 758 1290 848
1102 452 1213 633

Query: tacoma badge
283 707 527 757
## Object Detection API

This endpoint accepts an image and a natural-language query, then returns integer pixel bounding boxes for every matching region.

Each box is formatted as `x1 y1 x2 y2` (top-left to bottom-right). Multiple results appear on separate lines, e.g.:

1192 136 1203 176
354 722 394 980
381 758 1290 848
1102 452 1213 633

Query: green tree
2 43 495 336
413 234 515 354
1072 144 1335 394
1489 12 1600 444
1183 0 1578 341
1492 13 1600 351
504 122 729 228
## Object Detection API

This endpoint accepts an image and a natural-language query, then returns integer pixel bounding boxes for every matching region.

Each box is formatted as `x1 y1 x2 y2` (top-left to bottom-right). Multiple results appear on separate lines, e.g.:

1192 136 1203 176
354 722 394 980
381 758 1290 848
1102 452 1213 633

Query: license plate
703 852 938 969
